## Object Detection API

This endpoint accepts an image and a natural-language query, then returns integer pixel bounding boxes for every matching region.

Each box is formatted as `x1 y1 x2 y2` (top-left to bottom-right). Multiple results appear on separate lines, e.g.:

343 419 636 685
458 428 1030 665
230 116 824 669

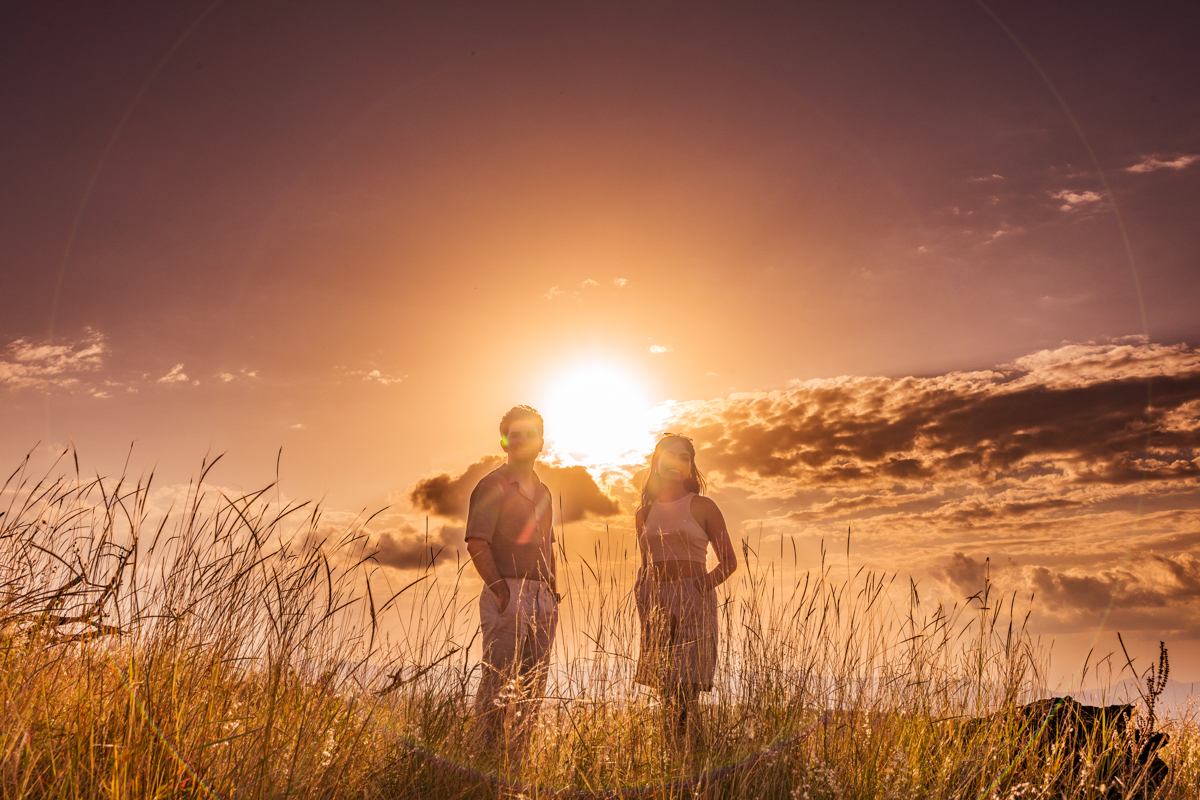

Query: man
465 405 558 767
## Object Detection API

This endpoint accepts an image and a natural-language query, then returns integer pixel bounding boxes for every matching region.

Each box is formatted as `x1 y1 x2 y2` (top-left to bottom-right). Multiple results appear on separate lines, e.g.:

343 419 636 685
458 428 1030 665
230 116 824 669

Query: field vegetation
1 451 1196 798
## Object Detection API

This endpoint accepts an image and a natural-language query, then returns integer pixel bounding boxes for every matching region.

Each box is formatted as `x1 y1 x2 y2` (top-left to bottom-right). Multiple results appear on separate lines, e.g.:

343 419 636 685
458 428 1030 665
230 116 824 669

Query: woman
634 433 737 744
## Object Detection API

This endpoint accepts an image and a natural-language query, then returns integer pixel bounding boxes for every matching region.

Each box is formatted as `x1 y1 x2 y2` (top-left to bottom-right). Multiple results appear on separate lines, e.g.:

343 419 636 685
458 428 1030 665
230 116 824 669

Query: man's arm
467 538 510 613
465 479 510 612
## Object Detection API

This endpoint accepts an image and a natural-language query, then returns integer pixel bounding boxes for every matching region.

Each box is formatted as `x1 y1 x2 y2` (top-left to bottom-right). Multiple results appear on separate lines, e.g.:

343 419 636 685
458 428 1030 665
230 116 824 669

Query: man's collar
498 462 542 486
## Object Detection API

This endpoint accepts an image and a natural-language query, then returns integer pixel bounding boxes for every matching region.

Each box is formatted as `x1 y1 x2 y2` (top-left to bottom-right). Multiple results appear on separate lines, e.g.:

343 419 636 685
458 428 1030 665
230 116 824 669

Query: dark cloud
937 550 1200 636
409 456 620 523
369 522 465 571
671 341 1200 497
1026 554 1200 613
939 552 990 597
408 456 503 519
784 491 937 522
940 497 1083 525
547 464 622 522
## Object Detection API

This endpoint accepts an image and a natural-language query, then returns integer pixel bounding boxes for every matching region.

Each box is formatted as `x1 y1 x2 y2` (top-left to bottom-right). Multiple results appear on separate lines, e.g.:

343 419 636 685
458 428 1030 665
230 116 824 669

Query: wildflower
318 728 336 767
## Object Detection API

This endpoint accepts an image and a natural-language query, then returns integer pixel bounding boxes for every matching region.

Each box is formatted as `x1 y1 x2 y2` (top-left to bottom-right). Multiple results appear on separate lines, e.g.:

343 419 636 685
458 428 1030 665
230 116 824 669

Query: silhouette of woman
634 433 738 746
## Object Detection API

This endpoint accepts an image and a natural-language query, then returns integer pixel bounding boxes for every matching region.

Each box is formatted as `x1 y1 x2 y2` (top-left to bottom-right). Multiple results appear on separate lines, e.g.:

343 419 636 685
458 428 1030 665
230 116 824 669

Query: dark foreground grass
1 451 1195 799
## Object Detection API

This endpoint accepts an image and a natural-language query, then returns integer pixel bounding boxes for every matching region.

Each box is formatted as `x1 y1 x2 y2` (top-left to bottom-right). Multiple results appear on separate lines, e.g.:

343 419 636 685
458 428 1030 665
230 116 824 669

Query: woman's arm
693 496 737 591
635 506 648 568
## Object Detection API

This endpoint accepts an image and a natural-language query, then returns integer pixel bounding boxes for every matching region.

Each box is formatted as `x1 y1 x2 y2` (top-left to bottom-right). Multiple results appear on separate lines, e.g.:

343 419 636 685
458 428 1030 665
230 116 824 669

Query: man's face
501 418 544 461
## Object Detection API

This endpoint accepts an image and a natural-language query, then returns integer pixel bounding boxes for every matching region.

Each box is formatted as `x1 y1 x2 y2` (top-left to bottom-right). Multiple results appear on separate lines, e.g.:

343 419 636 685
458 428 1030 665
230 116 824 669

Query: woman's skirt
633 572 718 692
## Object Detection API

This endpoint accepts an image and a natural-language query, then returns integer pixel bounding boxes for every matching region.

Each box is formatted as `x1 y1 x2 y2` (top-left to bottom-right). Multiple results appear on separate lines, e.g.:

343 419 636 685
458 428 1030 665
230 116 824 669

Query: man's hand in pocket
490 580 511 613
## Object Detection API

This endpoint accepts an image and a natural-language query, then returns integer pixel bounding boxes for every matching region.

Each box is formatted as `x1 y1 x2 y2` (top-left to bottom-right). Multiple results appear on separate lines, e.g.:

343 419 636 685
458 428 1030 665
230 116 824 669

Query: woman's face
656 438 694 484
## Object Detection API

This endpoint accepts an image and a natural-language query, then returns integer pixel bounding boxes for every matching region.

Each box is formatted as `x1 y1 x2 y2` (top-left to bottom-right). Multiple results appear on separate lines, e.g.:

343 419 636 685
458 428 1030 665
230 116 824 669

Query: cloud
783 489 942 522
157 364 191 384
337 366 404 385
970 553 1200 636
649 344 673 354
938 552 991 596
617 339 1200 649
548 463 623 521
363 369 403 385
368 522 465 570
218 368 259 383
544 279 625 300
971 174 1005 182
0 328 107 391
931 548 1200 638
1052 190 1103 211
664 339 1200 510
1126 154 1198 174
410 455 620 522
409 456 503 519
1024 554 1200 612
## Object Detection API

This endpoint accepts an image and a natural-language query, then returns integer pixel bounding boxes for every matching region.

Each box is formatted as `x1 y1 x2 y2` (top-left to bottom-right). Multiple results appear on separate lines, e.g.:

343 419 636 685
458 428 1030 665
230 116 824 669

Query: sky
2 1 1199 687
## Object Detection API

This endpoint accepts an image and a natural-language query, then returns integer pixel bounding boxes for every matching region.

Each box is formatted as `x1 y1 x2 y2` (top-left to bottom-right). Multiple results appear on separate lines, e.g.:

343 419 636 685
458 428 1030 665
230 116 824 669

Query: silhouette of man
466 405 558 767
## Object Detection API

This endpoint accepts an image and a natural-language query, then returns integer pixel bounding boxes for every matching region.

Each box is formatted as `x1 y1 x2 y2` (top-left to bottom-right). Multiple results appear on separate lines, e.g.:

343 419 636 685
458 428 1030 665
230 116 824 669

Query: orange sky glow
3 2 1199 690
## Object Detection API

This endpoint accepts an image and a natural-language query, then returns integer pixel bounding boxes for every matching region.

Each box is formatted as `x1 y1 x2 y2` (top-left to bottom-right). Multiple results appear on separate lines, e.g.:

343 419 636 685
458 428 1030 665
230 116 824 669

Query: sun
539 363 658 469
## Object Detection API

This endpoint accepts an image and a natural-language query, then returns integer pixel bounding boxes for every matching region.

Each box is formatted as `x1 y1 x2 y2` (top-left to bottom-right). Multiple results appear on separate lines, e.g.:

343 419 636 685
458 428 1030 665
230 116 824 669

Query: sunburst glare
539 363 663 469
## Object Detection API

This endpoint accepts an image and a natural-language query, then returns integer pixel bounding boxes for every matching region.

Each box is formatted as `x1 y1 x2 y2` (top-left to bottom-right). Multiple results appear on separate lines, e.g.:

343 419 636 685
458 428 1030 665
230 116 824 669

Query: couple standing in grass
465 405 738 767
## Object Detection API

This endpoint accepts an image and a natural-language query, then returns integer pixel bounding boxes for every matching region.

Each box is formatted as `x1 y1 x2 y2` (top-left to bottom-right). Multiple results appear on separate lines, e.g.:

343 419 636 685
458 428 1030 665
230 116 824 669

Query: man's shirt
465 464 555 582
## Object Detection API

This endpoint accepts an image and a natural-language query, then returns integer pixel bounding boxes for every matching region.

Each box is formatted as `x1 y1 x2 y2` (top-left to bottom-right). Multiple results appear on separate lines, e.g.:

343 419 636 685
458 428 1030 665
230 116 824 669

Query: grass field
2 452 1196 799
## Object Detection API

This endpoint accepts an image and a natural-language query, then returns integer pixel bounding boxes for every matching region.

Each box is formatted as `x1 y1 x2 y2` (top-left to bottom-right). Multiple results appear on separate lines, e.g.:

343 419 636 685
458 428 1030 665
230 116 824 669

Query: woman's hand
693 495 737 591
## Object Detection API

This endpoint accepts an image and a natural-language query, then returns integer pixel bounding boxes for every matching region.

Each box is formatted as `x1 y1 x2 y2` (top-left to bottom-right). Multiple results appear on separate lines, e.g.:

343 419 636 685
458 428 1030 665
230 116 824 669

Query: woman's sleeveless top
639 492 709 564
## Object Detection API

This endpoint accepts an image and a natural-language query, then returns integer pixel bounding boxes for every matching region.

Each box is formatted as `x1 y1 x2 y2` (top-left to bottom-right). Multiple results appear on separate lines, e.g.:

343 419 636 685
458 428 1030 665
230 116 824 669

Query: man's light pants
472 577 558 766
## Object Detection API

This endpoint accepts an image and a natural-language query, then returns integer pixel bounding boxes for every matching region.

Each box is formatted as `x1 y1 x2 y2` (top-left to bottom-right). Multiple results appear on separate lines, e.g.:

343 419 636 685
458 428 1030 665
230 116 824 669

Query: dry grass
1 450 1195 799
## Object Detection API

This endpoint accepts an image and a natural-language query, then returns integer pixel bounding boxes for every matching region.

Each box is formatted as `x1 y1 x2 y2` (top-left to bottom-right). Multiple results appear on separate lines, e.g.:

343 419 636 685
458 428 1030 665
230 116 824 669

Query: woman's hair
640 433 706 511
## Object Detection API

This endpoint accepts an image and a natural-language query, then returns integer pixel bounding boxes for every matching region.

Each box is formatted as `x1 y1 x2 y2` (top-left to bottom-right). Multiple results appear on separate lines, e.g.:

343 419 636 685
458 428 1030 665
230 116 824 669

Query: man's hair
499 405 544 437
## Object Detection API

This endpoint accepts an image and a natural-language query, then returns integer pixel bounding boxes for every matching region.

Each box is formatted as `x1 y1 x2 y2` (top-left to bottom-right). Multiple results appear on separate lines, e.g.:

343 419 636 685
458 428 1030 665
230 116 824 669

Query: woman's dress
633 493 719 691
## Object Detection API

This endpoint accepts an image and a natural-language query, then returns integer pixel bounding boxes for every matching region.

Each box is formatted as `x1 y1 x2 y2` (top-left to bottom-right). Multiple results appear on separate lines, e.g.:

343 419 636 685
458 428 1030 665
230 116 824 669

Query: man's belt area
494 575 561 603
503 574 553 584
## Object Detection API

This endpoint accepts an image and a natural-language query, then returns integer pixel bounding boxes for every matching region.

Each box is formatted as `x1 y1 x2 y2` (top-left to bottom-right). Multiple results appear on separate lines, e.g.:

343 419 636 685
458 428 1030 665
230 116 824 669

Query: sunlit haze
539 363 661 469
3 2 1199 688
